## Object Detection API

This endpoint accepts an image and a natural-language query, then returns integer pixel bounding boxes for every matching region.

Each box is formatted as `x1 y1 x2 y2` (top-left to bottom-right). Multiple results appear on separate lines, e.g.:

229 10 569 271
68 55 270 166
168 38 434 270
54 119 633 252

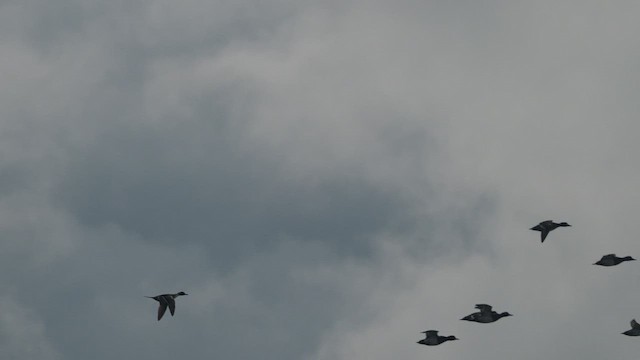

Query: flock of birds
417 219 639 346
142 220 640 345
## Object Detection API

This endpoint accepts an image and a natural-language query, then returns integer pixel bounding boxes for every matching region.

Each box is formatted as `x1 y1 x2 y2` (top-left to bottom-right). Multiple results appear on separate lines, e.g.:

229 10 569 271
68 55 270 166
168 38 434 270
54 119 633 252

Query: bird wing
540 229 549 242
475 304 493 312
167 296 176 316
631 319 640 329
422 330 438 337
157 297 169 321
530 222 551 242
603 254 616 258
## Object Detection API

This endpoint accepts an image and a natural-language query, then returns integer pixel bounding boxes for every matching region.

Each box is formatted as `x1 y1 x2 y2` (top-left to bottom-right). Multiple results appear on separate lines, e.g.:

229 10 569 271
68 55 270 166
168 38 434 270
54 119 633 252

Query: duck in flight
622 319 640 336
530 220 571 243
594 254 636 267
461 304 513 323
417 330 458 346
145 292 188 321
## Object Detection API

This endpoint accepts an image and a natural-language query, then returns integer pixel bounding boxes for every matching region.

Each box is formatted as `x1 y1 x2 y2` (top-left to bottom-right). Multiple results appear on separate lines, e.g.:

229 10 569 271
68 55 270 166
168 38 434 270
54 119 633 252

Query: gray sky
2 0 640 359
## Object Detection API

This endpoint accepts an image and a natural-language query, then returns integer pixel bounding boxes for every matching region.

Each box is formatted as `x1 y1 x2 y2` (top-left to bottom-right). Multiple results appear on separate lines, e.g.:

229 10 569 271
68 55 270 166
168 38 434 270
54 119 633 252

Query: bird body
417 330 458 346
530 220 571 242
146 292 188 321
594 254 635 267
461 304 512 323
461 311 512 323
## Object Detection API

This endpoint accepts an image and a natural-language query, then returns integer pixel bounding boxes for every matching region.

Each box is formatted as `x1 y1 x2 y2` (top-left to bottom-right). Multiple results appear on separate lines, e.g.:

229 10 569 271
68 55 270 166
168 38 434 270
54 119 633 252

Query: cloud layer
2 1 640 359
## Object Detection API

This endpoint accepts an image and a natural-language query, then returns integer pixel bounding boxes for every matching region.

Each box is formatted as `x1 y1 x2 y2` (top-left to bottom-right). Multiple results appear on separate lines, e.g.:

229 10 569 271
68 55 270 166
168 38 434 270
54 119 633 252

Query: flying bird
622 319 640 336
145 292 188 321
530 220 571 243
461 304 513 323
594 254 636 267
417 330 458 346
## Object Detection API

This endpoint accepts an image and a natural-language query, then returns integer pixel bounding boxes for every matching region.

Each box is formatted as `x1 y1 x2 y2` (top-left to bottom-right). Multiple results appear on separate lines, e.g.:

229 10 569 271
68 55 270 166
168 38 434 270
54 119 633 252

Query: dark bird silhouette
530 220 571 242
417 330 458 346
622 319 640 336
461 304 513 323
594 254 636 267
145 292 188 321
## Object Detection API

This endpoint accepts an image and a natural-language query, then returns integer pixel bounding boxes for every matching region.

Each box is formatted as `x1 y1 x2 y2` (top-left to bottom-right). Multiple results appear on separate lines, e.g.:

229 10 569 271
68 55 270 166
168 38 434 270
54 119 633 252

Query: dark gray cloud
52 111 419 264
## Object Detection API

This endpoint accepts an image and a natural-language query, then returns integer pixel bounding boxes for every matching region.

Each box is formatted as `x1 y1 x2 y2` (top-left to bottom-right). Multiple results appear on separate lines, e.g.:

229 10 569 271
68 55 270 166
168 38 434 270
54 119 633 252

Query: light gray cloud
0 296 60 360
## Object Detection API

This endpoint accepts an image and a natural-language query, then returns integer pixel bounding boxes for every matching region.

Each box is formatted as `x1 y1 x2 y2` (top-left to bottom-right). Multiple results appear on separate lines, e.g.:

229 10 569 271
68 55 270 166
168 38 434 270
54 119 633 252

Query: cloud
2 0 640 359
0 297 60 360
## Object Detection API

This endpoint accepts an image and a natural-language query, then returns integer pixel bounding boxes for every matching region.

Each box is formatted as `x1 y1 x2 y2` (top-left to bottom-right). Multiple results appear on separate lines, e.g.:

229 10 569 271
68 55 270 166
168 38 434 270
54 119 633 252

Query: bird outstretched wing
167 296 176 316
157 296 170 320
540 229 549 242
475 304 493 313
422 330 438 337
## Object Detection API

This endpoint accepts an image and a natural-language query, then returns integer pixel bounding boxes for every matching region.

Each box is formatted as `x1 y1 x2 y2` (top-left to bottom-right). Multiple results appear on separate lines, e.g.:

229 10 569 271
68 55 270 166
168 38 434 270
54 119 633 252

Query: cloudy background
2 0 640 359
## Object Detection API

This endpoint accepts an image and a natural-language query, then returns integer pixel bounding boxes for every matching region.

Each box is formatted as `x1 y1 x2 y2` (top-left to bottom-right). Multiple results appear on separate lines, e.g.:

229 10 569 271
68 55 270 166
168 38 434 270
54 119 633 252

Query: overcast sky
2 0 640 359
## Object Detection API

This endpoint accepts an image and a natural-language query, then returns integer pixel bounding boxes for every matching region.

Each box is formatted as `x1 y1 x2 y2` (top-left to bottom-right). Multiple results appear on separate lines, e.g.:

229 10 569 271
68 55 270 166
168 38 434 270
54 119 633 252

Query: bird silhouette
417 330 458 346
530 220 571 243
145 292 188 321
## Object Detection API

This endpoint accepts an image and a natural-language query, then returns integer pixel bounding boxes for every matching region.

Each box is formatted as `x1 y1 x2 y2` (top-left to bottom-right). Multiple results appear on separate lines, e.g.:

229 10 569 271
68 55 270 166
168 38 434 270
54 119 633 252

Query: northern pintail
145 292 188 321
623 319 640 336
594 254 636 267
461 304 512 323
417 330 458 346
530 220 571 243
